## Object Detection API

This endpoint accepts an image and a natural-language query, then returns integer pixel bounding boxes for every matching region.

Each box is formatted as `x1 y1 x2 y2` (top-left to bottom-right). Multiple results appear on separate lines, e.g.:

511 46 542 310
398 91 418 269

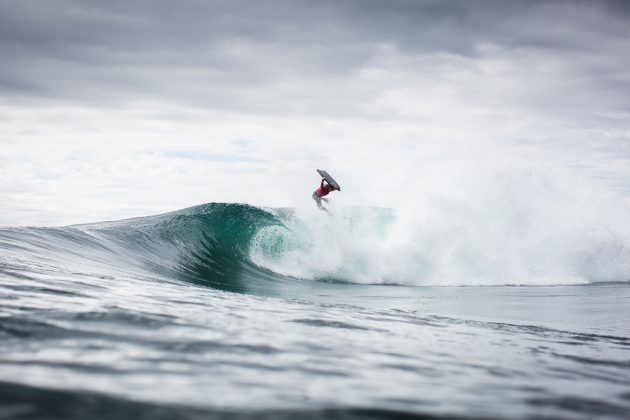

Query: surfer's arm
321 179 325 188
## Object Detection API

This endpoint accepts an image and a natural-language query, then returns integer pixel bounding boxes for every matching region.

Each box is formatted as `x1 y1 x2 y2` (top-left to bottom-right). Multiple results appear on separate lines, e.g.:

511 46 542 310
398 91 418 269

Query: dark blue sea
1 203 629 419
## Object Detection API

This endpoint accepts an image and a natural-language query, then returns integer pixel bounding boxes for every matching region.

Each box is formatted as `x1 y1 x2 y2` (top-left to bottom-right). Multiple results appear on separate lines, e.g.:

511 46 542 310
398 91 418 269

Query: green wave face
160 204 396 294
72 203 396 296
107 203 292 295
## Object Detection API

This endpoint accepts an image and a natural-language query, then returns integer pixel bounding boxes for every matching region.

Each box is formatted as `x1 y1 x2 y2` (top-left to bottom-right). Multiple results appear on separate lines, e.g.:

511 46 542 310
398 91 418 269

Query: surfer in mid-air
313 169 340 211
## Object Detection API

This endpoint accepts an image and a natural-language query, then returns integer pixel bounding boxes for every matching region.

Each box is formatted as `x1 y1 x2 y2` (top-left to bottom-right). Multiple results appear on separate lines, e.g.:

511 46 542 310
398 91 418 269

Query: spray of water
250 161 630 286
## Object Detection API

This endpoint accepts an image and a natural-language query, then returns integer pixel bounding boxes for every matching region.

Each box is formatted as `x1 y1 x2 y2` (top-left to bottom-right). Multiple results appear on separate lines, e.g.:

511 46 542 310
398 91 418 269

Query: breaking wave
2 196 629 295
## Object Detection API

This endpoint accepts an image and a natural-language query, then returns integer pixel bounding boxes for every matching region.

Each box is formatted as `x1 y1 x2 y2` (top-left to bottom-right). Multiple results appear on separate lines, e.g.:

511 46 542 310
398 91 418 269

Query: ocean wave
1 201 629 293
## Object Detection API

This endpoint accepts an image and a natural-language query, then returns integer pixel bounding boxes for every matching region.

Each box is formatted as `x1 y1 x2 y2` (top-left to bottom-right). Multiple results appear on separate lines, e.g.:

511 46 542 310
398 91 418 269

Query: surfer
312 174 339 211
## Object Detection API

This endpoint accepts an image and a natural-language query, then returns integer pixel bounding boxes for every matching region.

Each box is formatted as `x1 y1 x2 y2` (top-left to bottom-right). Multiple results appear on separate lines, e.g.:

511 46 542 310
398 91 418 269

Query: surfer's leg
312 192 324 209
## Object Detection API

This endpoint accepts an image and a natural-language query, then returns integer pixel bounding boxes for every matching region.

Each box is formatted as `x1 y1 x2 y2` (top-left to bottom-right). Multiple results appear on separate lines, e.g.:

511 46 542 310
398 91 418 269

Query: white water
251 162 630 286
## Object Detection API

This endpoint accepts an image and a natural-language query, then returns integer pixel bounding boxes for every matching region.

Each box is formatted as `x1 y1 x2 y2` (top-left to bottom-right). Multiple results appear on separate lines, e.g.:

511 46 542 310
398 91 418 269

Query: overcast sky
1 0 629 225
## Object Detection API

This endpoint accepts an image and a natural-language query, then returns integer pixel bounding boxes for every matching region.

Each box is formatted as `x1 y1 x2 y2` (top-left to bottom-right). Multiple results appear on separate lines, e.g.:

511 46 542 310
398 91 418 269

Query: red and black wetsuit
312 180 335 208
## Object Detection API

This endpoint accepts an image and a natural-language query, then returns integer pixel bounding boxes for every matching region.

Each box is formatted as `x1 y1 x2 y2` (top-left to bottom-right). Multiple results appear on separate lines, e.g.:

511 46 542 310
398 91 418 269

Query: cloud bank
1 0 629 225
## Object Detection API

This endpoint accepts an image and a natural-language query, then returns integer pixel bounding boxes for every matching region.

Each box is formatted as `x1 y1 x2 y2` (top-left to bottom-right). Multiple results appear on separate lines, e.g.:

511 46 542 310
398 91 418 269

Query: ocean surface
1 203 629 419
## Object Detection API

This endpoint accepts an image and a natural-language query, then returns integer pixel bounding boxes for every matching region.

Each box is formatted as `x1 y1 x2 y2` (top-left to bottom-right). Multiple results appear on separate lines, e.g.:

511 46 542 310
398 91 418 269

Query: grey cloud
0 0 628 116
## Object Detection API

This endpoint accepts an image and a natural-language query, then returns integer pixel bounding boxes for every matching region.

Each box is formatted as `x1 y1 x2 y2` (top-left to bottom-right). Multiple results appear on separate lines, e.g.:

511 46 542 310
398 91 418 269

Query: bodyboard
317 169 341 191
